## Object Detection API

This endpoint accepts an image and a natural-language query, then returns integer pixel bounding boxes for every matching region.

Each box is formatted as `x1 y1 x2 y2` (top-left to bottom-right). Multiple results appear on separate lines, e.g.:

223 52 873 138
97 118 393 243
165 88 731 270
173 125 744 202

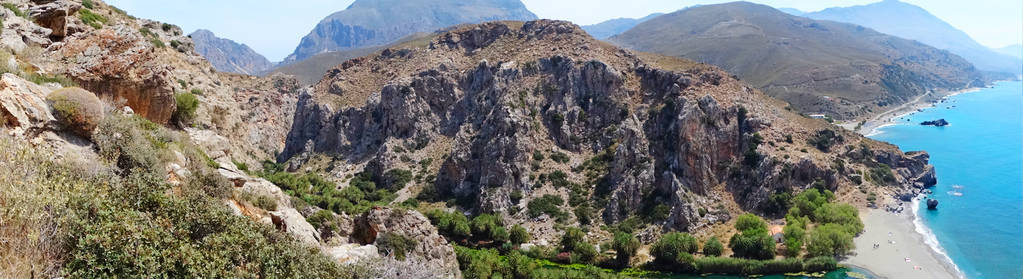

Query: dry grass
0 136 86 278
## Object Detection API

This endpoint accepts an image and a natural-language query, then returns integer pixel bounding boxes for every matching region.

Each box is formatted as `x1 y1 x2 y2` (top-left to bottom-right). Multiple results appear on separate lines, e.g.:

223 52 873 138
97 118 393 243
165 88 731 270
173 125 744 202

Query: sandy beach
843 209 961 279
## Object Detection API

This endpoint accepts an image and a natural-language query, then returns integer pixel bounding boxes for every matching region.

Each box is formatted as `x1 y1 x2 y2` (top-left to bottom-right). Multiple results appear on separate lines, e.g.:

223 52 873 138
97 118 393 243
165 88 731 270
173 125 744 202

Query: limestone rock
352 208 461 279
270 208 321 246
0 73 56 135
28 0 81 39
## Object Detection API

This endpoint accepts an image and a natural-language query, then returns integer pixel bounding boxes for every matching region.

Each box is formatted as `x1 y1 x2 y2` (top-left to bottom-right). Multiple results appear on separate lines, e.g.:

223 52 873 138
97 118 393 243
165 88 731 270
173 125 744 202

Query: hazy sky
105 0 1023 62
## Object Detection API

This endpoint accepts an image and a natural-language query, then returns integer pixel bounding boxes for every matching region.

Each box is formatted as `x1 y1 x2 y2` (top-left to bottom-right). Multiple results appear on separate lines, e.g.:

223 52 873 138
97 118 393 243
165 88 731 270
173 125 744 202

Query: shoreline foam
843 209 960 279
910 198 965 279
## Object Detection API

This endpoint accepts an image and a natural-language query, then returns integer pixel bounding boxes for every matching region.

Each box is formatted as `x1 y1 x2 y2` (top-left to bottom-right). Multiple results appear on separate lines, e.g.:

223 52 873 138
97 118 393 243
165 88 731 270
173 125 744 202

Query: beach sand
843 209 960 279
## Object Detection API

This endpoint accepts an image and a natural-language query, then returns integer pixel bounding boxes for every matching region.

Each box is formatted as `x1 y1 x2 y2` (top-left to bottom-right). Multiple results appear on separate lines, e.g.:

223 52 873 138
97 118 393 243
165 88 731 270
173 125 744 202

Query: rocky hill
283 0 537 64
189 29 273 75
280 19 936 245
610 2 988 120
804 0 1023 75
581 13 663 39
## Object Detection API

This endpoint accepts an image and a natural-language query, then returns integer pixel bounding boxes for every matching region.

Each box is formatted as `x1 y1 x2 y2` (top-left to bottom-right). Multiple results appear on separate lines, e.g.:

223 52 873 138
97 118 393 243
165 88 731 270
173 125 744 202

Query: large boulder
0 73 55 135
28 0 81 39
46 87 104 137
351 208 461 279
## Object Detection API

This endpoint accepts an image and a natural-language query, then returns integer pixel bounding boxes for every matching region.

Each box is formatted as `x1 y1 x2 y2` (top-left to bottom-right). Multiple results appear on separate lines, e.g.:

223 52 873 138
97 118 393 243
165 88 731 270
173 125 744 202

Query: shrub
82 0 95 9
173 91 199 124
78 8 108 29
426 210 471 240
533 150 545 161
47 87 104 137
527 194 565 219
803 256 838 272
550 152 570 163
782 220 806 257
560 228 585 252
807 129 843 152
612 232 640 267
384 168 414 190
703 236 724 257
573 204 593 225
239 191 277 211
510 225 530 245
93 114 163 177
378 232 417 261
650 232 699 268
470 214 507 242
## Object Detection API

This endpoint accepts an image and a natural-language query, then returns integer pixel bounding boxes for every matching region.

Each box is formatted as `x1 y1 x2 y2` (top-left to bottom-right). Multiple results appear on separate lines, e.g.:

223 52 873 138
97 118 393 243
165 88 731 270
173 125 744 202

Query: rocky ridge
280 20 937 245
189 29 274 75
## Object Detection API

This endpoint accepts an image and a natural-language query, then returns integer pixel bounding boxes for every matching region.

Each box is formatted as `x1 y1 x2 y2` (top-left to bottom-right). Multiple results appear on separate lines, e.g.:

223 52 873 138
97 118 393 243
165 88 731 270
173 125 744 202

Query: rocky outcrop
28 0 81 39
0 73 56 136
351 208 461 279
920 119 949 126
926 198 938 210
60 25 177 123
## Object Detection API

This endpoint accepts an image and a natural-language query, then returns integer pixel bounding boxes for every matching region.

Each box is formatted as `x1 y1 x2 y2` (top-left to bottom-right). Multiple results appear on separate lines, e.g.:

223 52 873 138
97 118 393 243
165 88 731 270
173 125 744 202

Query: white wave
911 198 966 278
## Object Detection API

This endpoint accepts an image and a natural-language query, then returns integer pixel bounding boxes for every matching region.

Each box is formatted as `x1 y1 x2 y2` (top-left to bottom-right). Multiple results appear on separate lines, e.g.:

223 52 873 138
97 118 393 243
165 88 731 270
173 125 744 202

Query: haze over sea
869 81 1023 279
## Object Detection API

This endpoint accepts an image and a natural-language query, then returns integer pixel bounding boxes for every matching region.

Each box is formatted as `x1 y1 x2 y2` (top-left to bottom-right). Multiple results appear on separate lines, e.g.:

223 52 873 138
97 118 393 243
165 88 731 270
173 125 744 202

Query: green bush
78 8 108 29
378 232 417 261
259 164 394 215
612 232 640 267
82 0 95 9
47 87 104 137
239 191 277 211
510 225 531 245
426 209 471 239
650 232 699 268
384 168 414 190
703 236 724 257
173 91 199 124
533 150 545 161
550 152 570 163
527 194 565 220
807 129 843 152
729 214 775 260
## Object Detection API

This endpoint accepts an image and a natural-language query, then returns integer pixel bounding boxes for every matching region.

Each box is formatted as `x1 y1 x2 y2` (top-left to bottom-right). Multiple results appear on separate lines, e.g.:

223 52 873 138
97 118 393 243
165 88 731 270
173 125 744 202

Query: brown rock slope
281 20 935 241
610 2 988 120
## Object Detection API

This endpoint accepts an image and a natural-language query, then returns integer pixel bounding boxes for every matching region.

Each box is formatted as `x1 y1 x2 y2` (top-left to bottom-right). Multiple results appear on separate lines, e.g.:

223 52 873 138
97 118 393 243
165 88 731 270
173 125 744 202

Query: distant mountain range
802 0 1022 75
189 30 273 75
994 44 1023 59
282 0 537 64
611 2 987 119
581 13 663 39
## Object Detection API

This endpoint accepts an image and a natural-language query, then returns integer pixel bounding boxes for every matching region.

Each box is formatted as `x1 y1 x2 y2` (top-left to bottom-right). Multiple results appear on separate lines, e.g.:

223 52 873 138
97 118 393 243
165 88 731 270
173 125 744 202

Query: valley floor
843 209 959 279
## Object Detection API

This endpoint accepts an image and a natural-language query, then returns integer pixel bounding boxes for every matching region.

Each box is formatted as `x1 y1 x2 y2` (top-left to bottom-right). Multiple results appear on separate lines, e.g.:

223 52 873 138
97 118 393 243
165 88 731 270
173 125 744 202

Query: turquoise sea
869 81 1023 279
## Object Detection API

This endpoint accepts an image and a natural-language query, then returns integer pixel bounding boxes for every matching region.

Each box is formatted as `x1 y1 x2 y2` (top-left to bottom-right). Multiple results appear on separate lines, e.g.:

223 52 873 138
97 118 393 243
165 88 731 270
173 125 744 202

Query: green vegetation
550 151 570 163
2 3 26 18
0 114 353 278
728 213 775 260
527 194 566 221
47 88 103 137
425 209 472 240
703 236 724 257
239 191 277 211
807 129 844 152
78 8 109 29
510 225 530 245
782 188 863 258
82 0 95 9
612 232 641 267
377 232 417 261
172 91 199 124
259 162 395 215
649 232 700 270
869 164 896 184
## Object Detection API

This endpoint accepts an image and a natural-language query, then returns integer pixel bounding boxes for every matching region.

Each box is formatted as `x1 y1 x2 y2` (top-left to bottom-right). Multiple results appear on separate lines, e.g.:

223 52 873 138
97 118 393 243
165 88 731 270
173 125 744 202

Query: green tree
650 232 699 267
703 236 724 257
806 224 854 257
729 213 775 260
612 232 641 267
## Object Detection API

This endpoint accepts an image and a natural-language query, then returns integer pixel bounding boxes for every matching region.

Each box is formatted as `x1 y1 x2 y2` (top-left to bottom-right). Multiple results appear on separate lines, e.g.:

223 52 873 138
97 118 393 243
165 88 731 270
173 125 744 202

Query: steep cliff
281 20 936 242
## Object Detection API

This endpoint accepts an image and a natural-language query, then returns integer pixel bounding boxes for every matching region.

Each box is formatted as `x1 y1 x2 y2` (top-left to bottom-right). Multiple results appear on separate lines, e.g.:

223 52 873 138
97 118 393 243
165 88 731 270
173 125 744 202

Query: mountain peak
284 0 537 63
189 30 273 75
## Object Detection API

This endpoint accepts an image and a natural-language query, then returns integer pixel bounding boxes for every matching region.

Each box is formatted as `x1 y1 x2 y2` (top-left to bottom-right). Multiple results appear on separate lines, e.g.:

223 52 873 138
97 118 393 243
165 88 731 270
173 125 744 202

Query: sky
105 0 1023 62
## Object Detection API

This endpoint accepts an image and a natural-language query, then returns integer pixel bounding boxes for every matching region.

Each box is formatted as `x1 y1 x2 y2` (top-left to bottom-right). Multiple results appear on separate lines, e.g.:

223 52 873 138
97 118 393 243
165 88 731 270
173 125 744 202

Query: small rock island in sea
921 119 949 126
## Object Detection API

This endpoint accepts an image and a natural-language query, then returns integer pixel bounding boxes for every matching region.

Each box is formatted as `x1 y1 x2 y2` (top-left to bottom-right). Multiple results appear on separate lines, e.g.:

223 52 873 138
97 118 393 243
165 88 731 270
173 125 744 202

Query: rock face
60 25 178 123
189 29 273 75
610 2 989 120
0 73 56 136
351 208 461 278
281 20 937 238
920 119 949 126
27 0 81 39
283 0 538 63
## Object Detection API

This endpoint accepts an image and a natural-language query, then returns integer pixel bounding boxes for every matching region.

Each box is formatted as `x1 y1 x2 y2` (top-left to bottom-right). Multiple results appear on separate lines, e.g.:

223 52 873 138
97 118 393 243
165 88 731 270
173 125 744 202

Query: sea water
869 81 1023 279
